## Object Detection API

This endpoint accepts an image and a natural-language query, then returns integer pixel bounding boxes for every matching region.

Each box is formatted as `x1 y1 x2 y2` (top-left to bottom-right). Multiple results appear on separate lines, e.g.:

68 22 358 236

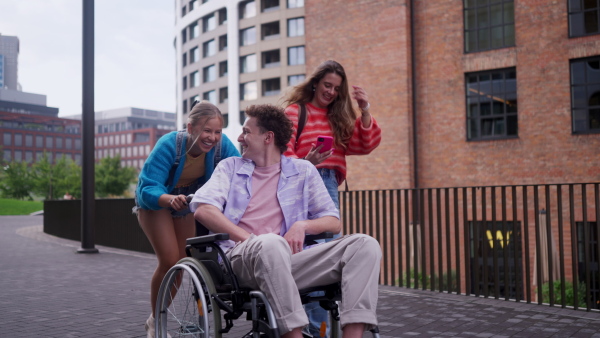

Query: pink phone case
316 136 333 153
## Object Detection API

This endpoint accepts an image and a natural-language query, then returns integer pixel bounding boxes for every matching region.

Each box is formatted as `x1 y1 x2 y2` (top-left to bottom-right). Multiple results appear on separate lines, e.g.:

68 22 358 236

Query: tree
0 161 33 200
30 153 81 200
95 155 137 198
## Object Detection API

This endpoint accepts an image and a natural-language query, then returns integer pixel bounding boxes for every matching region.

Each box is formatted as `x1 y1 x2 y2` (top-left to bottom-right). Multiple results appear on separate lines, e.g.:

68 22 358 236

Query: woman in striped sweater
283 60 381 338
283 60 382 211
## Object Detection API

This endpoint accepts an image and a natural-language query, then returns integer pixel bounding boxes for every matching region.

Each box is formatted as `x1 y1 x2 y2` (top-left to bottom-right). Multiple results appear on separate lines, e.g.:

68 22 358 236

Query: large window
262 0 279 12
240 81 258 101
220 87 228 103
203 13 216 32
189 22 199 39
36 135 43 148
571 57 600 133
190 47 199 63
3 132 11 146
190 71 200 87
569 0 600 37
203 64 216 82
218 8 227 25
287 17 304 37
219 60 228 77
288 74 305 86
203 90 217 105
262 78 281 96
240 54 257 73
182 52 187 67
219 34 227 51
262 49 281 68
464 0 514 53
240 0 256 19
15 133 22 146
25 134 32 147
287 0 303 8
240 27 257 46
183 76 188 90
262 21 280 40
288 46 305 65
466 68 517 140
203 39 216 58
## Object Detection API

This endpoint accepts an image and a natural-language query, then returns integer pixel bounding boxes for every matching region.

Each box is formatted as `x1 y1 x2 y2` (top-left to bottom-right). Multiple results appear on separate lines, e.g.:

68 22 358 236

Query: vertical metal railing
340 182 600 313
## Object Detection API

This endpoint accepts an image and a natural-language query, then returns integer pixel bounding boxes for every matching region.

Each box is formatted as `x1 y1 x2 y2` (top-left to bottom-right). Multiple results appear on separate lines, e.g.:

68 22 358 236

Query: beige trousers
226 233 381 334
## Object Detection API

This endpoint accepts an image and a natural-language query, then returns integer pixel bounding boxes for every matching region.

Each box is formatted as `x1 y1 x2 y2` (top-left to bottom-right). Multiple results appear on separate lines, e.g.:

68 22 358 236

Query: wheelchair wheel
155 259 222 338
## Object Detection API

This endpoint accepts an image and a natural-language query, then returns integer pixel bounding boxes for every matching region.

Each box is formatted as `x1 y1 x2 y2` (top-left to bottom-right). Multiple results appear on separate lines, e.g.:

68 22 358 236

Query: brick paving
1 215 600 337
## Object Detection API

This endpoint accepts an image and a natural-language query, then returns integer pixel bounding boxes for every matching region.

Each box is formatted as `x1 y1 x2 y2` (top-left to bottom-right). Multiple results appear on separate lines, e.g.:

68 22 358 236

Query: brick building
305 0 599 191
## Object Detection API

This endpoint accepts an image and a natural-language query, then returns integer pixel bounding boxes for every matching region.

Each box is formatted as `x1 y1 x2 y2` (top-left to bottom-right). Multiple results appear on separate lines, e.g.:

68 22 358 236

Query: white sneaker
145 314 155 338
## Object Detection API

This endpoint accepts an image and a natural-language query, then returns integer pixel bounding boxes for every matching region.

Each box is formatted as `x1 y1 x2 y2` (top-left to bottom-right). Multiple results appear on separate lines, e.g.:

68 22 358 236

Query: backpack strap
213 137 222 169
166 130 186 187
295 103 307 147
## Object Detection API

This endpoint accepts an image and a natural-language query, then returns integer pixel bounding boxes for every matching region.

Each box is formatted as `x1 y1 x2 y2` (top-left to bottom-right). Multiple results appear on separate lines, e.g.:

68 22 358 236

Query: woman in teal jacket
134 101 239 337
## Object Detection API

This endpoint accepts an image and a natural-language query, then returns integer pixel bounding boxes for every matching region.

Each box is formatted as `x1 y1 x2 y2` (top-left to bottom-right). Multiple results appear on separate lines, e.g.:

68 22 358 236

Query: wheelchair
154 228 381 338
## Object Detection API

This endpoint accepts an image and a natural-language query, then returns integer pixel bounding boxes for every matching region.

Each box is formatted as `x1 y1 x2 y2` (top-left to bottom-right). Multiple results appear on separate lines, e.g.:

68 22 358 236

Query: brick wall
305 0 413 190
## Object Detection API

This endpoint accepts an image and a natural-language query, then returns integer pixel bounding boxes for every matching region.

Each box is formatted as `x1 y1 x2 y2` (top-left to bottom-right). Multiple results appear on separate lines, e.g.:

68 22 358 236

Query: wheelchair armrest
305 232 333 243
186 233 230 246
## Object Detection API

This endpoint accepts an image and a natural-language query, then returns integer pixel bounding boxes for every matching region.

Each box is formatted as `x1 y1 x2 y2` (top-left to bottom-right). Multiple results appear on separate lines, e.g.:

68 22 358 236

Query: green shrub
540 280 587 307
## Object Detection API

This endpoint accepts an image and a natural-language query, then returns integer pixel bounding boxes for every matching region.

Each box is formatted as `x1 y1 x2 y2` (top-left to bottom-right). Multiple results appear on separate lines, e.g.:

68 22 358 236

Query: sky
0 0 176 117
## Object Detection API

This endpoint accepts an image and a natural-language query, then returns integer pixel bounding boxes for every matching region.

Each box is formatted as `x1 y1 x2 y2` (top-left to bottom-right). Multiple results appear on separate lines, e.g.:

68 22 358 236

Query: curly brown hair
245 104 293 153
283 60 356 151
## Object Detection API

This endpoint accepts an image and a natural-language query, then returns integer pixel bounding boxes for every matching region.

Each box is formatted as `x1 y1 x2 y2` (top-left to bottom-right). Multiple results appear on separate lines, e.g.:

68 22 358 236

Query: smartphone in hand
315 135 333 153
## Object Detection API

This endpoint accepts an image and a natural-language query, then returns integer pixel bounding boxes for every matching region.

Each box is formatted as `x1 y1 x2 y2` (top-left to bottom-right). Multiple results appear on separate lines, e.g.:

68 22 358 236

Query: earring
312 86 316 92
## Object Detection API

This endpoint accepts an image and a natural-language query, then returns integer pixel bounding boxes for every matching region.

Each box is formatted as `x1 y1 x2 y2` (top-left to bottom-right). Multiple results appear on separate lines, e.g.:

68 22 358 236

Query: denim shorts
133 180 204 218
317 168 340 210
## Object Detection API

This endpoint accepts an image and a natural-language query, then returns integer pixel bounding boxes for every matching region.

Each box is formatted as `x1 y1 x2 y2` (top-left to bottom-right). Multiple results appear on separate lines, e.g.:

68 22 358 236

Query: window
203 90 217 105
25 134 33 147
25 151 33 163
262 78 281 96
36 151 43 162
203 13 216 32
3 132 11 146
262 0 279 12
190 71 200 87
75 139 81 150
240 54 257 73
190 47 199 63
240 27 257 46
14 150 22 161
219 60 228 77
240 81 258 101
218 8 227 25
464 0 514 53
56 137 63 149
569 0 600 37
288 74 305 86
288 46 305 65
182 52 187 67
466 67 518 140
203 39 216 58
219 34 227 51
183 100 188 114
262 49 281 68
203 64 216 82
66 138 73 149
287 0 303 8
183 76 188 90
36 135 43 148
3 150 10 162
262 21 280 40
46 136 53 149
190 95 200 108
219 87 228 103
15 133 22 146
182 29 187 43
189 0 197 11
287 17 304 37
571 57 600 133
189 22 199 39
240 0 256 18
182 5 187 17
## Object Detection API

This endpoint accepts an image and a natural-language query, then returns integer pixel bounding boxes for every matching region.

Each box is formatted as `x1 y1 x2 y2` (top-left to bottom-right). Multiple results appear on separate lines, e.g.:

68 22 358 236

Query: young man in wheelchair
189 104 381 338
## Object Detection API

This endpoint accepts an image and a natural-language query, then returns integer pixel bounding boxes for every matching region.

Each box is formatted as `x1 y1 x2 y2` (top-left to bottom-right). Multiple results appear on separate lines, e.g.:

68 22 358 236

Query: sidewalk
1 215 599 337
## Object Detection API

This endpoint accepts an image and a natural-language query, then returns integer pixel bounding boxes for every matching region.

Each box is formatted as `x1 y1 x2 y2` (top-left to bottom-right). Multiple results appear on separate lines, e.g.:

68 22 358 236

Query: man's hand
283 221 307 254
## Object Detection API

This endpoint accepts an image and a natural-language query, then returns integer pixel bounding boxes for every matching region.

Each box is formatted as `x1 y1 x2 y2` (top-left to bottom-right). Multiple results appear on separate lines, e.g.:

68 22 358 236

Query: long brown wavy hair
283 60 356 150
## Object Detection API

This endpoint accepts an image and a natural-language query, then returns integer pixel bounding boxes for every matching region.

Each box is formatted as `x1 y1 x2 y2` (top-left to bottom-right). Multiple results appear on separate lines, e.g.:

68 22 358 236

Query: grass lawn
0 198 44 215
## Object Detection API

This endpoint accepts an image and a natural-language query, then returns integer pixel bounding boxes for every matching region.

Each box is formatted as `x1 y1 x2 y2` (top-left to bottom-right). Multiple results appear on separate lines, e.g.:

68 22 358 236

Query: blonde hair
283 60 356 150
188 100 223 127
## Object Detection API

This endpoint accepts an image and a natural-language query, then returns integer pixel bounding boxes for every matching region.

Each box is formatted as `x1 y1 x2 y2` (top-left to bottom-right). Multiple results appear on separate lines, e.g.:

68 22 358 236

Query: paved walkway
1 215 600 337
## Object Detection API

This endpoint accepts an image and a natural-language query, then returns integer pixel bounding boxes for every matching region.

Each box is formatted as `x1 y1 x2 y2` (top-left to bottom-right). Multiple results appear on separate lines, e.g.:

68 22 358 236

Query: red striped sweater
283 103 382 186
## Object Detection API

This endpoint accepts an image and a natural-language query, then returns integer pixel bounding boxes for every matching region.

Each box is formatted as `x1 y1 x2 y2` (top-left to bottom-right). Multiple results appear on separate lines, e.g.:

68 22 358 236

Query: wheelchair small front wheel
155 262 221 337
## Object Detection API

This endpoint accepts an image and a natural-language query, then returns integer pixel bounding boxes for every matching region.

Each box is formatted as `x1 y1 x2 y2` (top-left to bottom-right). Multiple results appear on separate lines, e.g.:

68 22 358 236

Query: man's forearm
300 216 341 235
195 204 251 242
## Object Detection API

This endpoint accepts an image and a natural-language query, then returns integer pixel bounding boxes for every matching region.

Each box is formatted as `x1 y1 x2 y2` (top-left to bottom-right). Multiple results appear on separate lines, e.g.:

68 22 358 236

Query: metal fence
339 182 600 312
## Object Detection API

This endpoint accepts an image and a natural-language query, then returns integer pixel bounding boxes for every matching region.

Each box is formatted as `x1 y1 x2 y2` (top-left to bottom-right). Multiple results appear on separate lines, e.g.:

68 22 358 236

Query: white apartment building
174 0 306 143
